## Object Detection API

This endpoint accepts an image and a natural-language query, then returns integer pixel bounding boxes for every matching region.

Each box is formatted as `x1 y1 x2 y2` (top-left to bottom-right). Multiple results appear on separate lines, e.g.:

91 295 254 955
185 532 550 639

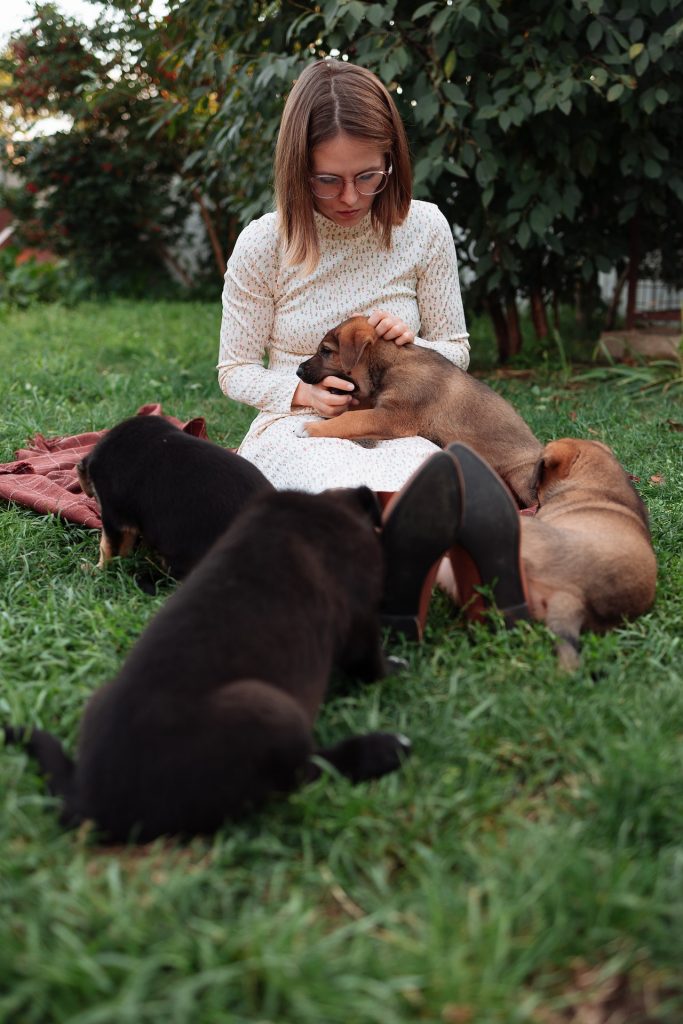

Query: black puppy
77 415 273 579
4 487 409 842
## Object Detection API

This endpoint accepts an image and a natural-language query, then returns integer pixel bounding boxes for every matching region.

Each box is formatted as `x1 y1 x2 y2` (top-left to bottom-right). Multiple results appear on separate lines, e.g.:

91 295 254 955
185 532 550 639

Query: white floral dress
217 200 470 492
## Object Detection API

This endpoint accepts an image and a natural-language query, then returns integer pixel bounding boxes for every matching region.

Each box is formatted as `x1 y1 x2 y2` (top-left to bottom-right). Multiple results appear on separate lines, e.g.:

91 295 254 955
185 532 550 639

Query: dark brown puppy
4 487 409 842
296 316 542 506
521 438 657 670
77 415 273 579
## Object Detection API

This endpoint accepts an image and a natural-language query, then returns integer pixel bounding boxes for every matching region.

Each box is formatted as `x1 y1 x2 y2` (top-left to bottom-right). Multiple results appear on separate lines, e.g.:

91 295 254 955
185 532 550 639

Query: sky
2 1 167 136
1 0 101 45
1 1 167 46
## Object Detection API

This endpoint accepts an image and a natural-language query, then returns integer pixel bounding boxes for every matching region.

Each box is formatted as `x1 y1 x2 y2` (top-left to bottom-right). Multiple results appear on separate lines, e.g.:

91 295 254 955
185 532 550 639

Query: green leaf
644 158 662 179
444 160 468 178
607 83 624 102
365 4 388 28
629 42 645 59
431 6 453 34
629 18 644 43
443 50 457 80
656 88 669 104
462 6 481 28
517 221 531 248
587 21 603 49
413 1 438 19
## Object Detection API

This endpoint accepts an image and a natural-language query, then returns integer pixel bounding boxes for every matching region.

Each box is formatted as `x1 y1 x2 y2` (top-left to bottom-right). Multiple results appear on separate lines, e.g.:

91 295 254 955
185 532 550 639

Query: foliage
0 244 88 311
152 0 683 356
1 300 683 1021
0 3 201 294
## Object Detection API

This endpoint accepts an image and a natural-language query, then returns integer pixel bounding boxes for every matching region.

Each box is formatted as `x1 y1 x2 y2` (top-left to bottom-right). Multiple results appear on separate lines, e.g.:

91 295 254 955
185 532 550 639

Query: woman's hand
367 309 415 346
292 377 358 418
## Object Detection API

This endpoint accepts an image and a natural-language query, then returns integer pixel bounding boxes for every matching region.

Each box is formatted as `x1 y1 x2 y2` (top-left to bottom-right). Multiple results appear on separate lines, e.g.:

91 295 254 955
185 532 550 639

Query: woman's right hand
292 377 357 418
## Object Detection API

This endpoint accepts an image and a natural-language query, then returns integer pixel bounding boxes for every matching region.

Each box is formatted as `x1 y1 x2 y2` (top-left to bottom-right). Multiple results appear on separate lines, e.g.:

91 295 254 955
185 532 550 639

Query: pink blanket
0 404 208 530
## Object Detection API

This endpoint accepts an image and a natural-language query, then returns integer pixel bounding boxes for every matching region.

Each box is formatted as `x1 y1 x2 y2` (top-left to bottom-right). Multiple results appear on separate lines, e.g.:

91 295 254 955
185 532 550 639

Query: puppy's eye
320 345 332 357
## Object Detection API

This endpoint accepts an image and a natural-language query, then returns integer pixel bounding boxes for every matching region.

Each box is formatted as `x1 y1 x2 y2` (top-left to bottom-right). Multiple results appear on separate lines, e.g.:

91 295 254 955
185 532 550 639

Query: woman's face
310 133 387 228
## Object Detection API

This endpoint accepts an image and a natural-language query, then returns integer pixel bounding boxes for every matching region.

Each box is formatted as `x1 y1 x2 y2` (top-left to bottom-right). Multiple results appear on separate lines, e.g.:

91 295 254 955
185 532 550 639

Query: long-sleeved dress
217 199 470 492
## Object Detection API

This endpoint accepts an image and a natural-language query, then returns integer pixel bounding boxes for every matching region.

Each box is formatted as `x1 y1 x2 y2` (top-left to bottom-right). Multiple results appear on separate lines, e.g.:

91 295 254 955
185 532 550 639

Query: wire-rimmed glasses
309 164 393 199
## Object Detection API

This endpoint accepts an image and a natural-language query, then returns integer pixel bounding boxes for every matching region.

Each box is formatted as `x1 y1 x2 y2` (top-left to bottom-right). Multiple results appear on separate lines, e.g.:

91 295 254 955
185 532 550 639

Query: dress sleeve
217 219 299 414
414 208 470 370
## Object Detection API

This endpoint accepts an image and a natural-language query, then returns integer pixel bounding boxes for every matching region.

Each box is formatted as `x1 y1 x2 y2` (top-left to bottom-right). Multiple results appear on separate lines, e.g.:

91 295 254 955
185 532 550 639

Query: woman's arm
217 220 300 415
218 219 357 418
414 208 470 370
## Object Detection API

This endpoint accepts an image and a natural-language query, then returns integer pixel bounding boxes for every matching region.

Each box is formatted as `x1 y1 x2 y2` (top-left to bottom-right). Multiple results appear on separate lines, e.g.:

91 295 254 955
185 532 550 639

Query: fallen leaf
442 1006 473 1023
650 475 665 485
666 419 683 433
587 427 599 435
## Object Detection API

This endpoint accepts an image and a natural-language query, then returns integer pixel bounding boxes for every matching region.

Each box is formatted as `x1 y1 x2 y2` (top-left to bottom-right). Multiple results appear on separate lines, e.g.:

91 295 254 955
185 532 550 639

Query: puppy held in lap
296 315 542 507
4 487 410 843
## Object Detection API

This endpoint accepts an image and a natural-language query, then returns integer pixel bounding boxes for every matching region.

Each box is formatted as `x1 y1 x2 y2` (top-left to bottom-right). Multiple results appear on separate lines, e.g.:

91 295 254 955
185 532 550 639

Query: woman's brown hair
274 58 412 274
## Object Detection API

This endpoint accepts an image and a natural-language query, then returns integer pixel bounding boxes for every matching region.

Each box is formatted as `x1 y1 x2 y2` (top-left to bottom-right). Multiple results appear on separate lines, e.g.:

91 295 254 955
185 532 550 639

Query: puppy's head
76 454 96 498
325 484 383 530
297 316 379 398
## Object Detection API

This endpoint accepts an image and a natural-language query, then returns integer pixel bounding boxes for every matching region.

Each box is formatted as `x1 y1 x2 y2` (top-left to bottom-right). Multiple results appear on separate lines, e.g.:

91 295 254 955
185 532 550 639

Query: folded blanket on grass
0 404 208 530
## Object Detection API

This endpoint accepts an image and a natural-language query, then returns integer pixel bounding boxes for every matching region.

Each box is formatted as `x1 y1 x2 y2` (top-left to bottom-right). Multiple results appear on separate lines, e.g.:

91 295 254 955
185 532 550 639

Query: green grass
1 300 682 1023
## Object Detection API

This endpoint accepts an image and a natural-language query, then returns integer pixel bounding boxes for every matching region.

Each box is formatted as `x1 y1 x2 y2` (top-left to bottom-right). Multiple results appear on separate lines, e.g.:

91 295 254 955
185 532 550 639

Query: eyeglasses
309 164 393 199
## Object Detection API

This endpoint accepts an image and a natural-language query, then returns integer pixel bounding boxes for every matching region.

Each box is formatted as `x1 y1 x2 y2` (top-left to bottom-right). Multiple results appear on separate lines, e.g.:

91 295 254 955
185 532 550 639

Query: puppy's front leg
97 523 138 568
296 408 403 441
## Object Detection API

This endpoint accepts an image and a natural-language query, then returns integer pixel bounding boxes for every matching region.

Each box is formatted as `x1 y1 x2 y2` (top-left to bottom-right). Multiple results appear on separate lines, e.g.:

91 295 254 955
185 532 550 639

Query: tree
0 2 199 292
153 0 683 358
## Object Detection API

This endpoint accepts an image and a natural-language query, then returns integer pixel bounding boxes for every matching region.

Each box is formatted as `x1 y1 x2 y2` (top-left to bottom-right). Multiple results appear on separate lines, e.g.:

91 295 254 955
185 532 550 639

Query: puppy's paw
317 731 411 783
384 654 409 675
294 421 312 438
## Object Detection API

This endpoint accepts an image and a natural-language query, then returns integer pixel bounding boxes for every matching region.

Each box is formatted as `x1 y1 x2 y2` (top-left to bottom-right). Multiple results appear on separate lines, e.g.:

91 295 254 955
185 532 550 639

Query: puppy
521 439 657 670
296 316 542 506
4 487 410 842
77 415 273 579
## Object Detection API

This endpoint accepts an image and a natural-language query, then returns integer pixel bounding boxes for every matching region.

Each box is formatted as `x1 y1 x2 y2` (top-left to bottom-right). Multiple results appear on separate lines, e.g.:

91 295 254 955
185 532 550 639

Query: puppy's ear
330 486 383 528
351 485 383 528
339 326 373 374
540 440 580 483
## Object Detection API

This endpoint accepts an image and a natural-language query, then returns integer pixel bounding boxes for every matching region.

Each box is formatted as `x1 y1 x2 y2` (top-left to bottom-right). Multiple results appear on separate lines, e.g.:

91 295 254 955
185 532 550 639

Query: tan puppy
521 439 657 670
296 316 542 506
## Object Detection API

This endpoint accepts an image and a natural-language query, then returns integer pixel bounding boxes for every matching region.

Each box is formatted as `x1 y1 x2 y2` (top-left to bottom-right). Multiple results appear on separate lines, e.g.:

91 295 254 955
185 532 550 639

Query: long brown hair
274 59 412 274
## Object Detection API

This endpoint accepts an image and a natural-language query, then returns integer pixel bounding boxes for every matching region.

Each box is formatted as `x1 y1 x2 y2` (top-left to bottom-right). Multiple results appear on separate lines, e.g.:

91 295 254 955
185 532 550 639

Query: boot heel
446 443 530 626
380 452 462 640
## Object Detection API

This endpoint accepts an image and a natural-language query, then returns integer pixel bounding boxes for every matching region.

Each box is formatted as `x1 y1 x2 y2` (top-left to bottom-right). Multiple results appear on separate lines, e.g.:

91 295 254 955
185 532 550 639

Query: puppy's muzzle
296 357 357 395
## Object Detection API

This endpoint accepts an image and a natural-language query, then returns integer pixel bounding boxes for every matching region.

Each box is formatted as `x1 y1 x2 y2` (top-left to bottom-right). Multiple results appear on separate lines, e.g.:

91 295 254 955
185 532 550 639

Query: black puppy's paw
384 654 409 675
316 731 411 784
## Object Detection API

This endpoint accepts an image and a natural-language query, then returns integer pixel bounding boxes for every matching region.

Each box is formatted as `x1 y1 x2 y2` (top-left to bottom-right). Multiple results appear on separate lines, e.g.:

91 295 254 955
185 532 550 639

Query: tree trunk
605 263 629 330
505 294 523 359
625 213 640 330
487 292 523 362
530 287 549 340
193 188 225 278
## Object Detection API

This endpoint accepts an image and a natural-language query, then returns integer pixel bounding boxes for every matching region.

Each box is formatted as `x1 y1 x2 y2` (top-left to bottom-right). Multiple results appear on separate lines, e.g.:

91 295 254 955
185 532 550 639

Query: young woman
218 57 528 639
217 57 469 492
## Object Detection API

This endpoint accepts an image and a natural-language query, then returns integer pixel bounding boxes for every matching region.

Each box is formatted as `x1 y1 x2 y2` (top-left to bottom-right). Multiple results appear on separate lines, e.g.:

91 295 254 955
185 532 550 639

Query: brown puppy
520 439 657 670
4 486 410 842
296 315 542 506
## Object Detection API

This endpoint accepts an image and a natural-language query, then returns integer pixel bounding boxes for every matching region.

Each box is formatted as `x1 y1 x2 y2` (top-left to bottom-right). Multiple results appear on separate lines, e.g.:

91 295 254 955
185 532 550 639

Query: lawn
1 300 682 1024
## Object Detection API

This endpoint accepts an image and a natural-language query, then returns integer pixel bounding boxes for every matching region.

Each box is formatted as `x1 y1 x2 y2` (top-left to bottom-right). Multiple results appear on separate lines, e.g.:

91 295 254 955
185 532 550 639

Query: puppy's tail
3 726 81 826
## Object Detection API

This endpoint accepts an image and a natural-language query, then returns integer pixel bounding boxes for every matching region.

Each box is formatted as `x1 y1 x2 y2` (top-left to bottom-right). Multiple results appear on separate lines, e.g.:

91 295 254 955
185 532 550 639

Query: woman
218 57 527 638
217 57 469 492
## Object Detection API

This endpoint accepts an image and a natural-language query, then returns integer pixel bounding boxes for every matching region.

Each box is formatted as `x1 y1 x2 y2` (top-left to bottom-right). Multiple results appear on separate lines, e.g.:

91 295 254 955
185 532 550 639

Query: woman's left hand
367 309 415 346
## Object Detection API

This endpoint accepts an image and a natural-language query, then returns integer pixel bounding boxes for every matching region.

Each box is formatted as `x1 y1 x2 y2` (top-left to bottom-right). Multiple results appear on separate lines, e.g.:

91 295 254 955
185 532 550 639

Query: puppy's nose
296 364 306 380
